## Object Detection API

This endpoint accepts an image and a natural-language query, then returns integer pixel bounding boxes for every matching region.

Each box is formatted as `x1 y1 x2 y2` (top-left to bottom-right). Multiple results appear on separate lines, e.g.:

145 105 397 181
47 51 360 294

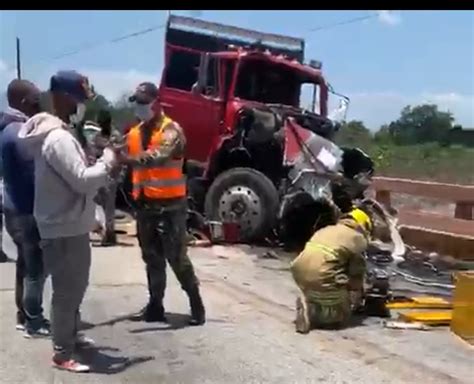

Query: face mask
134 103 154 122
70 102 86 125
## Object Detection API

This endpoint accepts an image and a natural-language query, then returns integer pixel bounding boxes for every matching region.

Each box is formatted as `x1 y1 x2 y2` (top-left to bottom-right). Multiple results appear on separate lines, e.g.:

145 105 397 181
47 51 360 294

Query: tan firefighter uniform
290 208 372 330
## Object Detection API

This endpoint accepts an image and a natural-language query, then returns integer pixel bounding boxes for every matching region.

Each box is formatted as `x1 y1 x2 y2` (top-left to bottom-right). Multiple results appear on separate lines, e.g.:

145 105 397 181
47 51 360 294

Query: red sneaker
52 358 90 373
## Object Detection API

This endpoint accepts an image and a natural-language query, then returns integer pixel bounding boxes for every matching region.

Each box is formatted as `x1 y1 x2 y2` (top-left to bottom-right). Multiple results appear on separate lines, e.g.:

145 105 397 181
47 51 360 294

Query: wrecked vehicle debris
155 17 457 319
152 15 374 246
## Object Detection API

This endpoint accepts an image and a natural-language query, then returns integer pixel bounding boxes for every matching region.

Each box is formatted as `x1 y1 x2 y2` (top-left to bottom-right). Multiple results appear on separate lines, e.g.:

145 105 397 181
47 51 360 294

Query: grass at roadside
338 141 474 185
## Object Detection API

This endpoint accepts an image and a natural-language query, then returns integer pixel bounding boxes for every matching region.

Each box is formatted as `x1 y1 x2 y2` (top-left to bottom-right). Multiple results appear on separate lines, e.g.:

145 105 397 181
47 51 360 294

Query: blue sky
1 10 473 129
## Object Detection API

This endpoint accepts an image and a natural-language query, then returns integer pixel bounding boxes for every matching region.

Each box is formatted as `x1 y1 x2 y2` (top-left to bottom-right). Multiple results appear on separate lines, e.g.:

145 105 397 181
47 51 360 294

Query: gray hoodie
18 112 114 239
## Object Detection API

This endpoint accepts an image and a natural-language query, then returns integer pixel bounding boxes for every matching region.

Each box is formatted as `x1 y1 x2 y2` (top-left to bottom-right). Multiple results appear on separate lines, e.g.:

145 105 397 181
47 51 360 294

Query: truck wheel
204 168 279 242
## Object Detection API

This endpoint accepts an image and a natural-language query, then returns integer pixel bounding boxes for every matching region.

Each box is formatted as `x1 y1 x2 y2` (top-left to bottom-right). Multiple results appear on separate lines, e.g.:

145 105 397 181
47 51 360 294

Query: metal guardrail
372 177 474 260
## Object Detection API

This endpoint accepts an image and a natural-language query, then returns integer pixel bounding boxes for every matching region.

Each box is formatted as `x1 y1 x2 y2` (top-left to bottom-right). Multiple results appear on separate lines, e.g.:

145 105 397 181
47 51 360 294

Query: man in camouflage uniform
290 206 374 333
122 82 205 326
92 110 123 246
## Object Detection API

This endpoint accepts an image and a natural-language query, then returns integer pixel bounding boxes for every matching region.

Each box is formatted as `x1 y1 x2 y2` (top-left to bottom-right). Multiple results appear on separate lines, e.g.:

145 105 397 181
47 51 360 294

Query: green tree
388 104 454 145
111 93 136 132
78 92 136 133
335 120 372 147
84 94 111 122
374 124 393 144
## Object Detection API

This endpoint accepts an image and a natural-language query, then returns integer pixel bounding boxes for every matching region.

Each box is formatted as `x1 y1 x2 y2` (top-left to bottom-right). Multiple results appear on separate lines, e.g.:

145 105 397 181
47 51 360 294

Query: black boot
130 302 167 323
100 231 117 247
0 250 9 263
187 286 206 326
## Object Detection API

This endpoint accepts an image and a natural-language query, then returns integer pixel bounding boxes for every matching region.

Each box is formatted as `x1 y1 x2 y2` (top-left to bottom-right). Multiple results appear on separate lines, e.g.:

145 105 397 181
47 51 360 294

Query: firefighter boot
187 286 206 326
295 294 311 334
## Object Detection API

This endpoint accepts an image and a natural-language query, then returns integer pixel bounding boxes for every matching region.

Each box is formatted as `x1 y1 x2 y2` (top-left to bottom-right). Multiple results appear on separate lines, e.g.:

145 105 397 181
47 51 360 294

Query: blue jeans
4 209 46 331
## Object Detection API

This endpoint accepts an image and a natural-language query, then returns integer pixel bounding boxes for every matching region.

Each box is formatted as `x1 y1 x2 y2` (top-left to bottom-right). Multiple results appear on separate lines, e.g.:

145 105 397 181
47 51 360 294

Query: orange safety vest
127 115 186 201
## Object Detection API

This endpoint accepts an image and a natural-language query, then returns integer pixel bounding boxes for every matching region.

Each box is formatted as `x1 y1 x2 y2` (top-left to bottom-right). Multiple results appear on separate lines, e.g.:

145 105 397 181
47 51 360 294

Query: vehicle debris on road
383 321 430 331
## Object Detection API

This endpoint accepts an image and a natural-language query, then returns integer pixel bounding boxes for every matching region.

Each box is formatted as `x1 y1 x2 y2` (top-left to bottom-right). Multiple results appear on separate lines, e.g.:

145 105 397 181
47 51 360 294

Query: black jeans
4 209 46 330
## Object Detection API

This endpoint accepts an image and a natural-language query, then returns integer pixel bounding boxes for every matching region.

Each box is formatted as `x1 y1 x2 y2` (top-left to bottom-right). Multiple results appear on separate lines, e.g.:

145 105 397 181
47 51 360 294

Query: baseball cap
128 82 159 104
49 70 95 102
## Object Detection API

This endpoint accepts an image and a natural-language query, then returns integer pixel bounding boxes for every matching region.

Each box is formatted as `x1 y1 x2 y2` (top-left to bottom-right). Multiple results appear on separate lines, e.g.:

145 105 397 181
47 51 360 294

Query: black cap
50 70 94 102
128 82 159 104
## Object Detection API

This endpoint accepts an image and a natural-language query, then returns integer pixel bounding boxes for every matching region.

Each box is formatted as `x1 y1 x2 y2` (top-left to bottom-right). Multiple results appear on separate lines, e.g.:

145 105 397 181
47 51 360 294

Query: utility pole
16 37 21 79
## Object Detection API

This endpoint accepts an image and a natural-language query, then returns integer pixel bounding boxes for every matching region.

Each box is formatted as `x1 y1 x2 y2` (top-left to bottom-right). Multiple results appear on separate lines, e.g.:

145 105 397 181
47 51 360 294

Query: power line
308 13 377 33
41 23 166 62
38 12 377 64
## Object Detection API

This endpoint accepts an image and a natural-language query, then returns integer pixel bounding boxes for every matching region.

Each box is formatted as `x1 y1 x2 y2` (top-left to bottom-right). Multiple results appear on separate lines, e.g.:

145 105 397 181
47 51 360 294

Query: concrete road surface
0 234 472 384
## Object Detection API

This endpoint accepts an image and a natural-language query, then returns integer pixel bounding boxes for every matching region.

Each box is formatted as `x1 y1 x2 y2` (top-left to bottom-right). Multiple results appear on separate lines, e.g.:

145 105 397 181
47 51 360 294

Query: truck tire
204 167 279 242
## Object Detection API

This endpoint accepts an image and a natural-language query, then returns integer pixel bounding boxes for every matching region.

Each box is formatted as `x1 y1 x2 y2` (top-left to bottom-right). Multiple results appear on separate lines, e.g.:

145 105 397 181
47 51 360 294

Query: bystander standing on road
18 70 119 373
123 82 205 326
0 146 8 263
0 100 10 263
93 109 124 246
0 79 50 337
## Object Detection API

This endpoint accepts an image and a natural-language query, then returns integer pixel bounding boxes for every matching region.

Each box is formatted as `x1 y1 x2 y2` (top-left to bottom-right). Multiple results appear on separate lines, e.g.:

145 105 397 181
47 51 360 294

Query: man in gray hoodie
18 70 118 373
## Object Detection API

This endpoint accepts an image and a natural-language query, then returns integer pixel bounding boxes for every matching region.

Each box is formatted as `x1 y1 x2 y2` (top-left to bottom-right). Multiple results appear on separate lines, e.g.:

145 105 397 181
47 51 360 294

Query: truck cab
156 16 372 243
159 16 329 164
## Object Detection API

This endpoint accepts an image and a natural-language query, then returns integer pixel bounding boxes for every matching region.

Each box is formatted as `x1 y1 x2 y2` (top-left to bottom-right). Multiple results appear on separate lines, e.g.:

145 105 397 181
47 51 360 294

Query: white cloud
343 91 474 129
0 63 158 104
80 68 160 102
2 65 472 129
0 59 16 86
0 59 16 109
375 11 402 26
0 59 8 73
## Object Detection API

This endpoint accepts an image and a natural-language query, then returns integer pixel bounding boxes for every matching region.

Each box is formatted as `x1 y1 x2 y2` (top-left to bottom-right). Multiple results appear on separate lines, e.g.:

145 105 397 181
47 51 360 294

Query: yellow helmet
349 207 373 234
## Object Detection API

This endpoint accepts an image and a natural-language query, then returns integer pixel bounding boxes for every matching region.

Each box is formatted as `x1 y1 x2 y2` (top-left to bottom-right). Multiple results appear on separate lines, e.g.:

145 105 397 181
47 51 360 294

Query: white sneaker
16 323 25 331
23 326 51 339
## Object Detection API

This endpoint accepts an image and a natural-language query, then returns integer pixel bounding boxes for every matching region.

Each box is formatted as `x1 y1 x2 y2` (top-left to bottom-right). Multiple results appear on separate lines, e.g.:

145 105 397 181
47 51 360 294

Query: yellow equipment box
387 296 452 310
450 271 474 345
398 311 452 326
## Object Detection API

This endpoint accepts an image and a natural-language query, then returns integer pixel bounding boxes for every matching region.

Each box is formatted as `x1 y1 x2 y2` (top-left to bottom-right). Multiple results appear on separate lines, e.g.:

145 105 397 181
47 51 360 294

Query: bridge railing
372 177 474 260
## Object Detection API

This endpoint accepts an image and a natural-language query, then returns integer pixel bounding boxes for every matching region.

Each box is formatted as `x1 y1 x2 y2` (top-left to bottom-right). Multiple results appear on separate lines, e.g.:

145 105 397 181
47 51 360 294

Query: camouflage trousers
136 204 199 305
303 288 351 329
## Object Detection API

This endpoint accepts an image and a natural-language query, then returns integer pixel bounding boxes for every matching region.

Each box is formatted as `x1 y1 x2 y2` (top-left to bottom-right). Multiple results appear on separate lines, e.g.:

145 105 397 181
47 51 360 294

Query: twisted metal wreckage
184 98 455 310
108 15 456 310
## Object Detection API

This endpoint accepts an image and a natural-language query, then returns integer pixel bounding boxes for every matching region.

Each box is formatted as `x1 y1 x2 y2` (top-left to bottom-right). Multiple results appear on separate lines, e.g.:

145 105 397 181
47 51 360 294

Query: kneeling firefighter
290 205 374 333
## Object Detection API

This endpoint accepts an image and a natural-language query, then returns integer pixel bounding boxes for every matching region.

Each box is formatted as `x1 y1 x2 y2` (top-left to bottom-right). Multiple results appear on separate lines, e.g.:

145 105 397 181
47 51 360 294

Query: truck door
159 47 225 163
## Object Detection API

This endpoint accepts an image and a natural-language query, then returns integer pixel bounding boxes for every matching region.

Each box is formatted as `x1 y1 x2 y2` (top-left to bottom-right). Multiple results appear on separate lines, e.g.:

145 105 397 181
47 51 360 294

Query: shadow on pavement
129 312 191 334
80 314 134 330
347 314 369 328
91 240 134 248
81 312 195 332
77 346 154 374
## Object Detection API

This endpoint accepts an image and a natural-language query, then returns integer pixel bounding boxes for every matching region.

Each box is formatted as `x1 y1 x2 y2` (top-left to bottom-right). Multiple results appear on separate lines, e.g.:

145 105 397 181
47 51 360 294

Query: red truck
155 15 374 246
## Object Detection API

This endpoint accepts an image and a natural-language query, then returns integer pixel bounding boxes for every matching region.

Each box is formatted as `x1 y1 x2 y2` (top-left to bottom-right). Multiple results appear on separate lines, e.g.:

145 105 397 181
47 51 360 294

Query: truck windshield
234 59 301 106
